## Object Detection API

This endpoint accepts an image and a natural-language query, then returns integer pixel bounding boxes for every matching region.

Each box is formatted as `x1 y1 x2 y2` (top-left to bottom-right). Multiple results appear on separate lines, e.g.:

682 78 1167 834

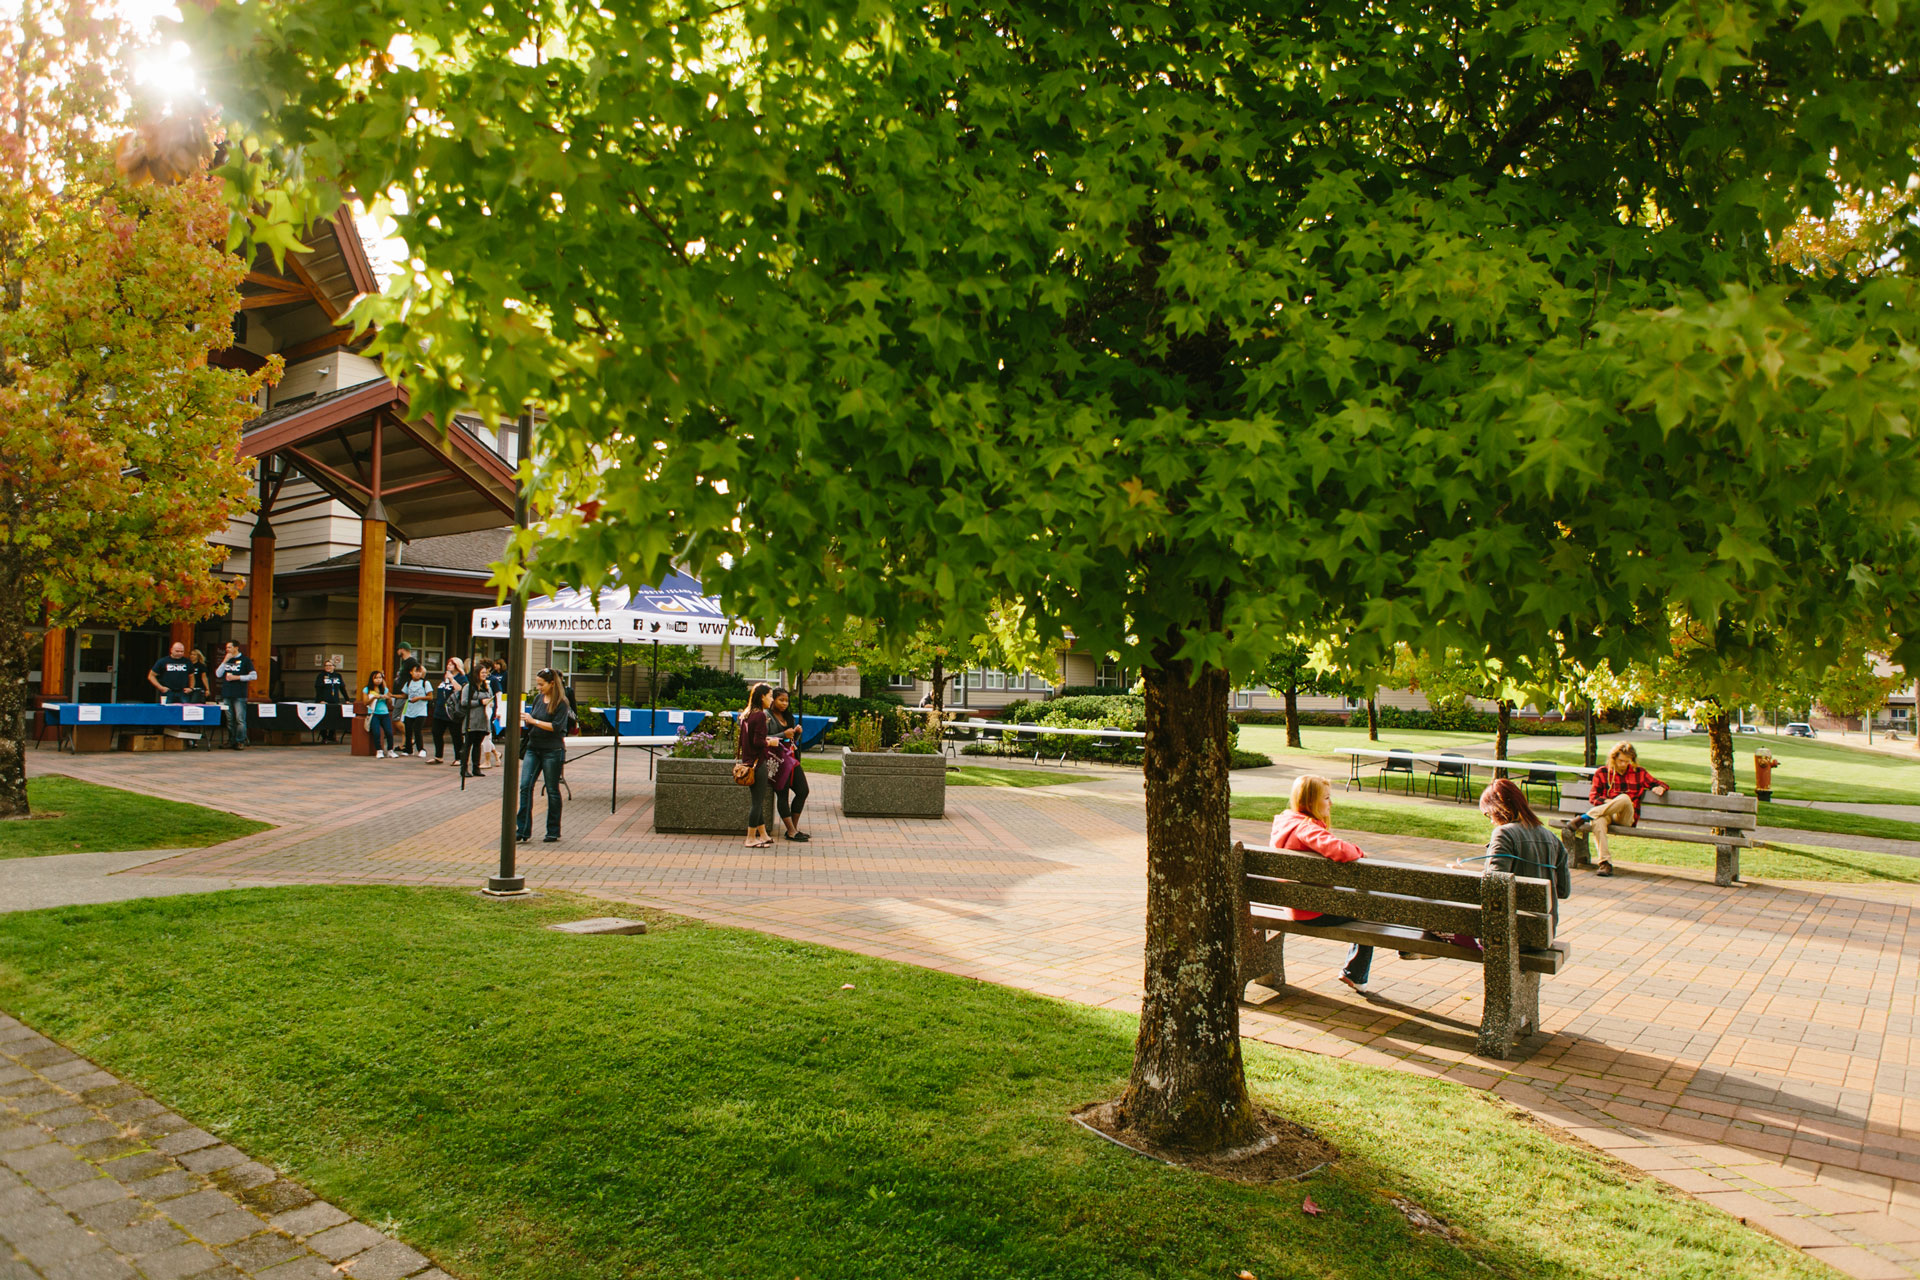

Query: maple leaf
1302 1196 1324 1216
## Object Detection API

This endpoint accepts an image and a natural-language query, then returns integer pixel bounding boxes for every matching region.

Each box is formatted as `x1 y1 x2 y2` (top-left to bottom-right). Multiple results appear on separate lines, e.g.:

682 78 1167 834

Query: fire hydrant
1753 749 1778 803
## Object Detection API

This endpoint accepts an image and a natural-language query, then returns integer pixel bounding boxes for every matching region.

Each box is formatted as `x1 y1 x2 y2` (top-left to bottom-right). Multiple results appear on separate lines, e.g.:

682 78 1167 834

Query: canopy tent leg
611 638 622 814
650 639 659 779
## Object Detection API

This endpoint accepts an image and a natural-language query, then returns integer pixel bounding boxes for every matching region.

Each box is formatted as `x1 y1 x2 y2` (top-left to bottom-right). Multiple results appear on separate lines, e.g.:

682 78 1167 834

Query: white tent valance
471 570 775 647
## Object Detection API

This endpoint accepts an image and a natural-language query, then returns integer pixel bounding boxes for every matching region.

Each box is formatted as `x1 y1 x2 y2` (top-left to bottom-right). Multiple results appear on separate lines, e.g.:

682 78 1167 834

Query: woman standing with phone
516 668 572 843
766 688 809 842
362 671 396 758
458 659 496 779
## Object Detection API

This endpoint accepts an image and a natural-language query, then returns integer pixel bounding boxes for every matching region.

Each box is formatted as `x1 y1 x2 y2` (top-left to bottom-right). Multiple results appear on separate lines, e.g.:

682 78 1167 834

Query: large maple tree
201 0 1920 1153
0 1 267 819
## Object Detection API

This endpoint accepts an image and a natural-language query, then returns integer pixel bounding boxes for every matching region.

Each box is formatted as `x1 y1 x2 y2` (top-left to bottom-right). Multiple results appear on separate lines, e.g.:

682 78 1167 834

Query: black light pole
649 638 659 779
610 637 622 813
485 411 534 896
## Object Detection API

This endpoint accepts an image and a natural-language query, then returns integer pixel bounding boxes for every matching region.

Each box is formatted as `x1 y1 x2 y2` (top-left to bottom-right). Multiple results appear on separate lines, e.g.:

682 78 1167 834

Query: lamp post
485 411 535 896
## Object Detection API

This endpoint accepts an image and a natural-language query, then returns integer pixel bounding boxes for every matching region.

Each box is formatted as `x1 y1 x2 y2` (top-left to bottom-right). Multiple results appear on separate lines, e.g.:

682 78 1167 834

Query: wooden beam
284 328 359 361
284 252 341 320
280 445 369 498
244 270 299 290
335 426 369 483
240 290 312 311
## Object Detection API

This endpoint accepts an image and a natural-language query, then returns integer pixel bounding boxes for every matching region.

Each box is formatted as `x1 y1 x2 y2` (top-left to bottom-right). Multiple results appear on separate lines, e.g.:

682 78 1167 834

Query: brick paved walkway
22 745 1920 1278
0 1012 451 1280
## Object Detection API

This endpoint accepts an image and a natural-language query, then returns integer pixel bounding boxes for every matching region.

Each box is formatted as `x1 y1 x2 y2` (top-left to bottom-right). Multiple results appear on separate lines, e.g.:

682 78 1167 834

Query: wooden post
168 620 194 651
246 520 275 683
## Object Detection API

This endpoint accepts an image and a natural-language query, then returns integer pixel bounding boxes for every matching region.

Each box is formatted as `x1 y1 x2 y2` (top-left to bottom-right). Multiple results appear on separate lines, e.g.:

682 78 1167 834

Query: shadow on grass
0 886 1819 1280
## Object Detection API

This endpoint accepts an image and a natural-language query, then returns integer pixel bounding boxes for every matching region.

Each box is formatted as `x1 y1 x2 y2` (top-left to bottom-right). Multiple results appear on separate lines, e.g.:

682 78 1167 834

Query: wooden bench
1551 789 1757 887
1235 841 1570 1059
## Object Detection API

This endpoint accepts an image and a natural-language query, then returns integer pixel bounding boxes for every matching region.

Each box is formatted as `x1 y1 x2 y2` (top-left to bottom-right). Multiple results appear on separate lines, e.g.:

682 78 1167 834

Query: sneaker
1339 975 1373 995
376 750 386 758
542 834 560 843
418 749 428 759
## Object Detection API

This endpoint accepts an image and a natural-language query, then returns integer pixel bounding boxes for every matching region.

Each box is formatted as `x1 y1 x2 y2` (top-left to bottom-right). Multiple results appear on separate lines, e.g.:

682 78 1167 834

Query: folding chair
1377 751 1416 795
1522 762 1561 809
1426 751 1470 803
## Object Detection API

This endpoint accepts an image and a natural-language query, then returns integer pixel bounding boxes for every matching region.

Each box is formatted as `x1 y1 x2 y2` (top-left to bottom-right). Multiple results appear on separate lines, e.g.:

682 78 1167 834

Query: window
887 673 915 690
399 623 446 673
735 656 780 682
985 669 1006 690
1234 689 1253 709
1026 671 1052 693
967 670 983 689
1096 660 1125 688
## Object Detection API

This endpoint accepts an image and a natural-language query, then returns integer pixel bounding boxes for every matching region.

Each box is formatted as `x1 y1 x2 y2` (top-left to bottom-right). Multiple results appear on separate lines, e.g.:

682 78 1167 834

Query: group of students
145 640 261 748
735 682 813 846
350 650 505 780
1271 741 1667 995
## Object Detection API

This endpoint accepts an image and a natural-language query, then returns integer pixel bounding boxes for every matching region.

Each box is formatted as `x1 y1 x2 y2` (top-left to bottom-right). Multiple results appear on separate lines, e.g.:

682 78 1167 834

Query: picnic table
1337 748 1595 804
950 719 1146 765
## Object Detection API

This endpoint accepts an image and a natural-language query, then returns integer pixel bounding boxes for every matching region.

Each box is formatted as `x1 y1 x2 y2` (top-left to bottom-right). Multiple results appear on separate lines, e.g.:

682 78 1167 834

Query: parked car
1787 722 1815 737
1688 722 1709 734
1736 724 1760 734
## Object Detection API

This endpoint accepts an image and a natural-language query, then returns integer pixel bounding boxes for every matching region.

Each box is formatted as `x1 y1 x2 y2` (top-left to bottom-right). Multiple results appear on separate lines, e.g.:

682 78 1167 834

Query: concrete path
0 851 284 915
22 746 1920 1278
0 1013 453 1280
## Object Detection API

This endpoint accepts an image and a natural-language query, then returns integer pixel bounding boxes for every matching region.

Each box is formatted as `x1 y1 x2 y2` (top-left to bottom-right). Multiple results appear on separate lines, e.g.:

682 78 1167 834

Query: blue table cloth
594 707 836 747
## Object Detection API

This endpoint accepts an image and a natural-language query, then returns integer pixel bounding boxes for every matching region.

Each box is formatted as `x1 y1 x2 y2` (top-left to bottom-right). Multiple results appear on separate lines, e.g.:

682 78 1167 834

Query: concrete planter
653 756 754 833
841 750 947 819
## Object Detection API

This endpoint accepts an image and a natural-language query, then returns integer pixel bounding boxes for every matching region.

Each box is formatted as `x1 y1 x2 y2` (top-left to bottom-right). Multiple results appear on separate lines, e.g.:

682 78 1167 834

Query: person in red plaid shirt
1568 742 1669 877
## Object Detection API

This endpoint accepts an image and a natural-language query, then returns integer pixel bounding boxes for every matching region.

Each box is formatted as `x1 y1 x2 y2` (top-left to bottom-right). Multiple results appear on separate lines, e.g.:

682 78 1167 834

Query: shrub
1229 709 1350 727
658 664 749 702
1229 748 1274 769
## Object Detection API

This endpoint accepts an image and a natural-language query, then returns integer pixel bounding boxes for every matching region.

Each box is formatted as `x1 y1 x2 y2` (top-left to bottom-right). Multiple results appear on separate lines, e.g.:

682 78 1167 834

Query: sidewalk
0 1013 452 1280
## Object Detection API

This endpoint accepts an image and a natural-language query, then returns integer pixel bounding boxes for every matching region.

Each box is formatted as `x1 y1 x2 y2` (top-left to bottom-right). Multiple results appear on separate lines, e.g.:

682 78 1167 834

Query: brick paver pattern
24 745 1920 1279
0 1011 452 1280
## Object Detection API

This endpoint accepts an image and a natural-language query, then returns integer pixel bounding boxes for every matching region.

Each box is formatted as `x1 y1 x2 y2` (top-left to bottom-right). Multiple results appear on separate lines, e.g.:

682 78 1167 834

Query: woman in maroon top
739 682 777 849
1569 741 1669 877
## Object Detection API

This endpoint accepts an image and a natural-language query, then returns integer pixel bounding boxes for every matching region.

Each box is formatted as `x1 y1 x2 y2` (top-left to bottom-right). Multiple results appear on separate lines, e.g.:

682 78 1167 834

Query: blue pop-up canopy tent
471 570 774 647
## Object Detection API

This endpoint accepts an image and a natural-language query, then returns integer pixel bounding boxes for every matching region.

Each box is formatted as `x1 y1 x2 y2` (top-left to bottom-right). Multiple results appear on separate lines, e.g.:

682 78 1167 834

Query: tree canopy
199 0 1920 1150
0 0 268 819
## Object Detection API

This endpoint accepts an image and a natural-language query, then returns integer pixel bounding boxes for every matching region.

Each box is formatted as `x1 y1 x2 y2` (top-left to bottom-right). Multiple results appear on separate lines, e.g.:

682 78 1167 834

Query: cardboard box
121 734 166 752
70 725 114 753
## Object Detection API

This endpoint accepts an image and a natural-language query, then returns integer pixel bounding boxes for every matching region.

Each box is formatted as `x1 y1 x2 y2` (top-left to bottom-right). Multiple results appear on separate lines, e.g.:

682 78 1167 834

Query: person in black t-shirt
214 642 258 749
188 649 214 702
516 667 572 843
148 643 194 704
314 659 349 742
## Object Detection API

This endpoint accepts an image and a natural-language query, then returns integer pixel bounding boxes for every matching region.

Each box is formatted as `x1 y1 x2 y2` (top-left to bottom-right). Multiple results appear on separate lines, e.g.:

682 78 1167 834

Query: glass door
73 630 119 703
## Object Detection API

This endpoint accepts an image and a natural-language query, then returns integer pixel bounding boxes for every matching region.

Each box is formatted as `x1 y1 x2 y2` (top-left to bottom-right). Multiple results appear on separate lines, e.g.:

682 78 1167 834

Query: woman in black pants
428 658 467 765
767 687 809 841
456 659 495 779
738 683 776 849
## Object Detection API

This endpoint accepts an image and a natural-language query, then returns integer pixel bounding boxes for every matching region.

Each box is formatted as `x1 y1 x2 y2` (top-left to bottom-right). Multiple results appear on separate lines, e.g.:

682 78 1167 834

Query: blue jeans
225 697 248 746
1299 914 1373 984
517 746 565 840
366 712 394 751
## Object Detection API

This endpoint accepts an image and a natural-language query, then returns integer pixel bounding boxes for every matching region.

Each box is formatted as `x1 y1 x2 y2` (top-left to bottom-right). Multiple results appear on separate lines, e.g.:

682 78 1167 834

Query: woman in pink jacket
1269 774 1377 995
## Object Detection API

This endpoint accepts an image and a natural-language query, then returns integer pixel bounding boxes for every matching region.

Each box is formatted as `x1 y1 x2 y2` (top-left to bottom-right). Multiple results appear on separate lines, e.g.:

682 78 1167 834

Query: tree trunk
1365 694 1378 742
931 657 944 718
1283 683 1301 749
1583 697 1598 769
1707 712 1735 795
1119 649 1256 1153
1495 699 1512 775
0 584 30 820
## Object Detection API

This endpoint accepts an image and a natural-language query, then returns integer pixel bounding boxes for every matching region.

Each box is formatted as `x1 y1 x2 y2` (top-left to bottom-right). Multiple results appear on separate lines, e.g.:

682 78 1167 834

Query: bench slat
1242 844 1552 914
1559 823 1752 849
1246 878 1556 950
1549 799 1757 830
1254 917 1571 975
1555 788 1755 815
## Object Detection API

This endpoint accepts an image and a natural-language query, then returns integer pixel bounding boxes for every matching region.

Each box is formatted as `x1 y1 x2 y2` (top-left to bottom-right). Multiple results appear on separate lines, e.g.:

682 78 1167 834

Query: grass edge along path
0 774 270 860
1228 793 1920 884
0 886 1822 1280
798 756 1084 787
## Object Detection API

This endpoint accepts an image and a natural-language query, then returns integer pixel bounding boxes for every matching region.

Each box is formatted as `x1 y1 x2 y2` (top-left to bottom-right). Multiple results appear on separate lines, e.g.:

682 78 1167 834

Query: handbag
732 761 756 786
773 742 797 791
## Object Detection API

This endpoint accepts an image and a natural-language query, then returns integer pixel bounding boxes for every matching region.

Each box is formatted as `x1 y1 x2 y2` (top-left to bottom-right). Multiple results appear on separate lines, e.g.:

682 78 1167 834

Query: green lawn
1235 724 1497 758
798 756 1084 787
1529 735 1920 806
0 887 1817 1280
0 775 269 860
1229 792 1920 883
1755 803 1920 844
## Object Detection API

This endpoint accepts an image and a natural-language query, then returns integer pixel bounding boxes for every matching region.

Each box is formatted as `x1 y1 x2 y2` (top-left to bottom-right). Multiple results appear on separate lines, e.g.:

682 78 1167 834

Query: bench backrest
1553 787 1757 831
1239 842 1557 949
